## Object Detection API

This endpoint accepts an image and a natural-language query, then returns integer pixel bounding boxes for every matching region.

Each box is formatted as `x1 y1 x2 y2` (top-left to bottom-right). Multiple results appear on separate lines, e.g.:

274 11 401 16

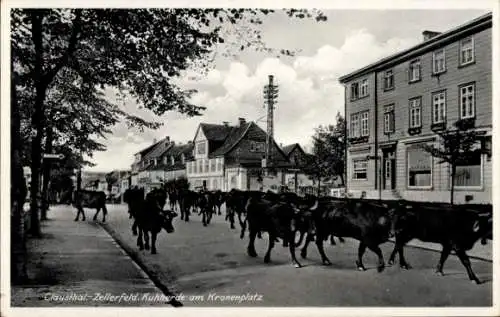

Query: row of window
386 83 475 133
187 158 223 174
352 147 483 188
353 36 475 97
350 82 476 137
193 178 220 190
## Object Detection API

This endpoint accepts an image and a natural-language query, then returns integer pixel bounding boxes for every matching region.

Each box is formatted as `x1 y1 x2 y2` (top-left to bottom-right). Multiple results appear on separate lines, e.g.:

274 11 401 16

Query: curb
387 240 493 263
100 223 184 307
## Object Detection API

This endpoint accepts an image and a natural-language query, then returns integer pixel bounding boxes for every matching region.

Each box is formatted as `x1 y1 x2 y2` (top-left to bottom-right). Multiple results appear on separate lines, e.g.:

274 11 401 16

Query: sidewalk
11 205 172 307
400 239 493 262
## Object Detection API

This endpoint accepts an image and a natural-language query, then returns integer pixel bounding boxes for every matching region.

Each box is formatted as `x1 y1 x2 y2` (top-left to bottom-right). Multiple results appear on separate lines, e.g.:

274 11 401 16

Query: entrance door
383 151 396 190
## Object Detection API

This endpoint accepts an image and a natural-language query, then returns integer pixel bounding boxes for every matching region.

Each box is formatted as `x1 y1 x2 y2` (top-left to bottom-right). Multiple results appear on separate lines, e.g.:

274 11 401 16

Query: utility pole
263 75 279 176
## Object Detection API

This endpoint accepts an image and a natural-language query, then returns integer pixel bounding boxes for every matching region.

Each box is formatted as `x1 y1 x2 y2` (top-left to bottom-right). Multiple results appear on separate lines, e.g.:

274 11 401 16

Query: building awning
379 141 397 149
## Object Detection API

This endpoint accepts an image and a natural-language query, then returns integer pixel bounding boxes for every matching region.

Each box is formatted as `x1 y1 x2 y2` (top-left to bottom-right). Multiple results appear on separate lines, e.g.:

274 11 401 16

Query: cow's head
473 212 492 245
160 210 178 233
388 202 414 238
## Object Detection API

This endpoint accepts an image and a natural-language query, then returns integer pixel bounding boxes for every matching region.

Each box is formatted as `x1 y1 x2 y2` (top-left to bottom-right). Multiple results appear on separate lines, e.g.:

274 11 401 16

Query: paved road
102 203 492 307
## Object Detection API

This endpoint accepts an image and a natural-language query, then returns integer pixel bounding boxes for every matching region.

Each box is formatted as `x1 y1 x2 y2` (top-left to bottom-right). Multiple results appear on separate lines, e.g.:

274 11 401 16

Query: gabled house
281 143 315 192
135 136 174 193
186 117 291 191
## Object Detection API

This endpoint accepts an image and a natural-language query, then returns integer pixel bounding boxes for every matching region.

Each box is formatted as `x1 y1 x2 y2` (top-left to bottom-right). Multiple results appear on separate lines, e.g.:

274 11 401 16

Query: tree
421 119 485 205
11 9 326 238
310 112 346 186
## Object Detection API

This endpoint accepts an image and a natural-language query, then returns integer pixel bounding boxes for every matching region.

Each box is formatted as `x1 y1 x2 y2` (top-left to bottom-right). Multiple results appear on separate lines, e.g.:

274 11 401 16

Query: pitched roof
209 122 290 163
135 142 158 156
199 123 232 141
210 122 252 157
339 12 492 83
142 138 173 161
282 144 301 157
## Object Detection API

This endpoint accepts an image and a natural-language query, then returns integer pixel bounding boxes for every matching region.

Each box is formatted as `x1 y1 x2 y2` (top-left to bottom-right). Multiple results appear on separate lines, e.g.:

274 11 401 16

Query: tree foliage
307 112 346 186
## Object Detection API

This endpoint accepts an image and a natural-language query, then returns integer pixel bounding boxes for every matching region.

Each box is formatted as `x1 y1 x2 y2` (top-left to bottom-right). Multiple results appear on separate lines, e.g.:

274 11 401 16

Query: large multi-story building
339 13 492 204
186 117 292 191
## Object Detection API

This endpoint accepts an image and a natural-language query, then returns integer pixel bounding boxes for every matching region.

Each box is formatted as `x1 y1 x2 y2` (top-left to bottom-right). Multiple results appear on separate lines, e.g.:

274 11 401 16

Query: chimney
222 121 229 127
238 117 246 126
188 140 193 144
152 138 157 144
422 30 441 41
165 136 170 142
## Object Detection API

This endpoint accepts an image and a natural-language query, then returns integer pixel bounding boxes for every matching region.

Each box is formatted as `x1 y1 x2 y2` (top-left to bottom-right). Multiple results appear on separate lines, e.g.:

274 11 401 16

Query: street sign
43 153 64 160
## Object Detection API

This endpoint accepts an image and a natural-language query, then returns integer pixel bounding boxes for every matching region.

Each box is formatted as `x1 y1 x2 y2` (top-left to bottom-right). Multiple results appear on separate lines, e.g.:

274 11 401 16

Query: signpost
42 153 64 160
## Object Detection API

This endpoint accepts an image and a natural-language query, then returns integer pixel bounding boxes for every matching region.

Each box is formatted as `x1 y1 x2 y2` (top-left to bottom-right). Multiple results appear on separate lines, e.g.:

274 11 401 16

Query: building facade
186 118 291 191
339 13 492 204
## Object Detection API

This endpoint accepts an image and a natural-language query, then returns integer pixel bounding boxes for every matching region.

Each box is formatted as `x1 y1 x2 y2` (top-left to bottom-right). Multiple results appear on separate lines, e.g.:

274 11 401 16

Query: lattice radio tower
263 75 279 171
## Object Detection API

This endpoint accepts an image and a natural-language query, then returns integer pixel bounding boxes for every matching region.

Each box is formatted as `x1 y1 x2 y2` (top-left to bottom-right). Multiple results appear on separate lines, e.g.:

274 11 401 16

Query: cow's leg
137 227 144 250
78 206 86 221
300 233 313 259
288 231 302 268
367 244 385 273
455 249 481 284
132 219 138 236
185 206 190 222
75 206 83 221
389 235 412 269
338 237 345 243
330 235 336 245
218 205 221 216
101 204 107 222
247 229 258 257
227 208 235 229
355 242 367 271
207 208 213 224
315 234 332 265
202 210 207 227
240 215 247 239
92 207 100 221
264 233 276 263
143 230 150 250
435 244 452 276
151 231 157 254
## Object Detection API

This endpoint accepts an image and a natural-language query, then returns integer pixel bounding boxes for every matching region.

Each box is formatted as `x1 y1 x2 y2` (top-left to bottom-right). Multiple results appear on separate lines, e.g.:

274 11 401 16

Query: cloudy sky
85 7 490 172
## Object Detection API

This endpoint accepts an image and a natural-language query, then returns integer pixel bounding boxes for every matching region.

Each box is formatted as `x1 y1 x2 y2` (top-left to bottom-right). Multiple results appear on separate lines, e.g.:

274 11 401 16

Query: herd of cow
72 186 493 284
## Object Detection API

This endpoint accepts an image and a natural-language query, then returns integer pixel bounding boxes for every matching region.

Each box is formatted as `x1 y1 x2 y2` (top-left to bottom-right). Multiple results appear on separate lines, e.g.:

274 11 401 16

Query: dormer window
181 154 185 164
154 158 157 166
171 156 175 165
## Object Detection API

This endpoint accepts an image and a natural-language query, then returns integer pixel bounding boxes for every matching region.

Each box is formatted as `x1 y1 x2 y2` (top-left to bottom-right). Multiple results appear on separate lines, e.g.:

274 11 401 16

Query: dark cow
123 187 145 235
225 189 265 233
196 190 216 226
388 202 492 284
135 188 178 254
211 190 226 215
73 190 107 222
167 188 179 211
244 195 310 267
178 189 199 222
300 198 394 272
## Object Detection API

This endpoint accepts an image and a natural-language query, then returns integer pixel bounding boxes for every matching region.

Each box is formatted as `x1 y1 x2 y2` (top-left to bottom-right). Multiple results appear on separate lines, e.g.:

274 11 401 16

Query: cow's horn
310 200 318 211
477 212 491 217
